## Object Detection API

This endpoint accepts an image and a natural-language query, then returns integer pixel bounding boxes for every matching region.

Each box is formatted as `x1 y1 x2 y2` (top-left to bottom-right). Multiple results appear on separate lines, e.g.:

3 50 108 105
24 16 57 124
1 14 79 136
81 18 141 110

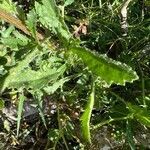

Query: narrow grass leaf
80 81 95 143
126 120 135 150
0 99 4 109
17 93 25 137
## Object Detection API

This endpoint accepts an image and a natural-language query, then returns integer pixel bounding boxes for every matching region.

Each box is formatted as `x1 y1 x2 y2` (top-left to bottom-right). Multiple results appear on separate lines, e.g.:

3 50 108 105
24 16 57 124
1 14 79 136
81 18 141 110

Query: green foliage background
0 0 150 149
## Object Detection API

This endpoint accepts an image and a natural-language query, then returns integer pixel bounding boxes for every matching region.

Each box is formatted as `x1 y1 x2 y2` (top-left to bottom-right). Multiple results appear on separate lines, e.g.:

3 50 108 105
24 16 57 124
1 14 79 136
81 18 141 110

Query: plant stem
92 116 129 130
0 8 44 40
99 0 102 9
0 8 56 50
138 62 146 108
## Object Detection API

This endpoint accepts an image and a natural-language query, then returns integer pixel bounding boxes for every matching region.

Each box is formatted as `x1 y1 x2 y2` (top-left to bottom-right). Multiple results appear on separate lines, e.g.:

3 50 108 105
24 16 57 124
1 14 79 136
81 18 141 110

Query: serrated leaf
3 64 66 90
70 46 139 85
0 25 14 38
44 77 70 94
35 0 71 42
0 47 39 92
0 0 16 13
1 30 29 49
17 93 25 137
26 9 37 39
34 90 47 128
1 37 28 49
80 81 95 143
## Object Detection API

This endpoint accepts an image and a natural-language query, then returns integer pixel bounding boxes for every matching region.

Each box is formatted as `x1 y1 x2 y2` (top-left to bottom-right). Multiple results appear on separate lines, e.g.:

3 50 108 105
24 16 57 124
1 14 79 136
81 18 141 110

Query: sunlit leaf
35 0 71 42
17 93 25 137
34 90 47 128
70 46 139 85
0 99 4 109
44 77 70 94
48 129 60 142
80 81 95 143
0 0 16 13
4 119 10 132
64 0 74 6
0 45 66 92
26 9 37 39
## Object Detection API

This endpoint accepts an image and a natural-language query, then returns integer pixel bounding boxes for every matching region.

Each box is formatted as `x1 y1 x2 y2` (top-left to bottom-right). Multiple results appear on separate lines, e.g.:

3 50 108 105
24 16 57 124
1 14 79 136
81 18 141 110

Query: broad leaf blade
35 0 71 42
70 46 139 85
0 47 39 92
0 43 66 91
3 64 66 90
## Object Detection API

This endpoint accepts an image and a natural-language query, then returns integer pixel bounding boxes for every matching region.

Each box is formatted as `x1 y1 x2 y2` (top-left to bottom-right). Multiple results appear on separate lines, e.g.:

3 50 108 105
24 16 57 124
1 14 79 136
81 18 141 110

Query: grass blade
17 93 25 137
80 80 95 143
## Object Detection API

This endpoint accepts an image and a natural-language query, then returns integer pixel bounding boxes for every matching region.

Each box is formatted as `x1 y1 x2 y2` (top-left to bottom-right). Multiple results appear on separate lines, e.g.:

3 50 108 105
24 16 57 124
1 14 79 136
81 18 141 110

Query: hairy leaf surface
35 0 71 42
26 9 37 39
70 46 139 85
0 47 66 92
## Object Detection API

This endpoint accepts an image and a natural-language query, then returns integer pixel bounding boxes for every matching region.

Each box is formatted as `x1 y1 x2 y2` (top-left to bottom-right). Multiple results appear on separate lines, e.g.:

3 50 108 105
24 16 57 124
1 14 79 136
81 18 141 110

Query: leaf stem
92 116 129 130
138 62 146 108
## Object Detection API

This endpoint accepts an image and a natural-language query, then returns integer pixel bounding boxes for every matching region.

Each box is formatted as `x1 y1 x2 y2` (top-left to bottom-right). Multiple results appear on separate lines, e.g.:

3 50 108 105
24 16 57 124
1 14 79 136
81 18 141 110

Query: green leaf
126 120 135 150
17 93 25 137
4 120 10 132
3 64 66 91
26 9 37 39
80 81 95 143
0 42 66 92
44 77 70 94
35 0 71 42
70 46 139 85
1 30 29 49
64 0 74 6
0 47 39 91
1 36 28 49
0 0 16 13
127 103 150 127
0 65 7 76
0 99 4 109
48 129 60 142
34 90 47 128
0 25 14 38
